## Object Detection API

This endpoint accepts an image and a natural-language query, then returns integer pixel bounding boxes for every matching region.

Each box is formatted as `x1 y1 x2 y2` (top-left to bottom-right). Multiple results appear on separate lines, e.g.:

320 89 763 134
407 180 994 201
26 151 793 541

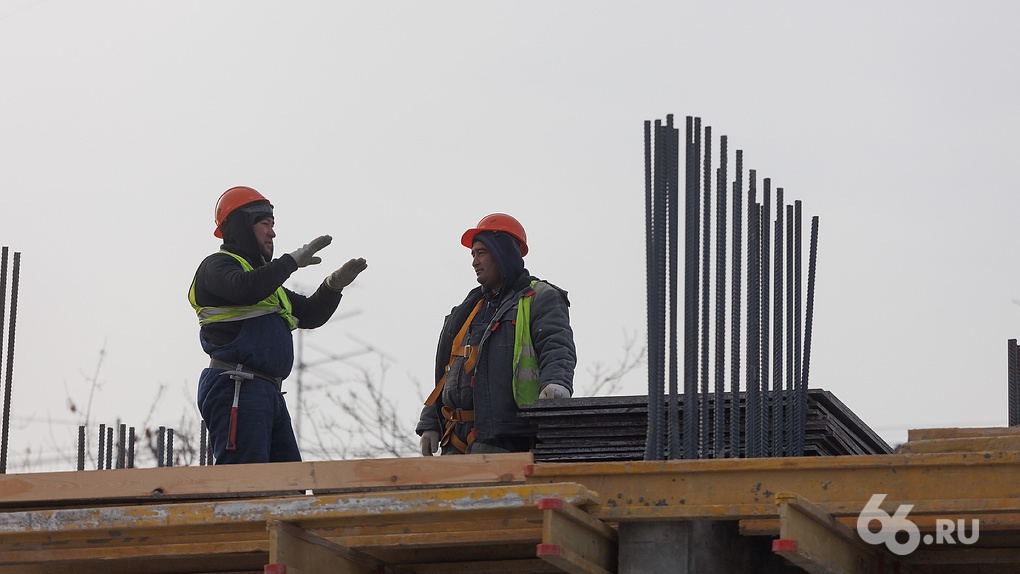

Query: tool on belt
209 359 284 451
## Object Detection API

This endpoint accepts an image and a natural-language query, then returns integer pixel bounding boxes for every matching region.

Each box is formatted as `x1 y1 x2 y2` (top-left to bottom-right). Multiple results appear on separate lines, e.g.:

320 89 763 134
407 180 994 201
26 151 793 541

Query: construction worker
189 186 367 464
417 213 576 455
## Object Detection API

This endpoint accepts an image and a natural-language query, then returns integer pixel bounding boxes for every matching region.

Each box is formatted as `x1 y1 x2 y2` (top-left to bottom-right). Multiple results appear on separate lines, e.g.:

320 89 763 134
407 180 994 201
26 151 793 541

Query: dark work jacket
416 273 576 444
190 252 342 379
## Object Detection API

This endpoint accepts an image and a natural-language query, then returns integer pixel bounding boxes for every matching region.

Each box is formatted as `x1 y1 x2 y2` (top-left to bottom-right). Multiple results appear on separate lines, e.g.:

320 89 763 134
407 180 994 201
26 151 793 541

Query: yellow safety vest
188 251 298 331
511 280 541 406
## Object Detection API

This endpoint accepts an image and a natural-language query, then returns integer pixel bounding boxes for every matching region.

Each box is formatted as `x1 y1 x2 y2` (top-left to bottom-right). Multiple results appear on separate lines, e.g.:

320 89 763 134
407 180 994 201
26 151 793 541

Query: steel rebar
1010 339 1019 427
666 117 680 459
166 428 174 467
713 136 727 458
700 126 711 458
157 426 165 467
128 426 135 468
730 151 743 458
795 201 805 455
117 423 126 469
760 181 771 457
683 117 701 460
0 252 19 474
785 203 794 457
77 426 85 471
802 217 820 398
98 423 106 470
745 173 760 457
772 190 784 458
105 426 113 470
643 119 658 461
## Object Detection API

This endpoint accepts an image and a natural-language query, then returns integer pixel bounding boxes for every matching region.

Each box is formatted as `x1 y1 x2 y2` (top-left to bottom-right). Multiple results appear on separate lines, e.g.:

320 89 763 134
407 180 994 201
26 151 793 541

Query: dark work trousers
197 371 301 464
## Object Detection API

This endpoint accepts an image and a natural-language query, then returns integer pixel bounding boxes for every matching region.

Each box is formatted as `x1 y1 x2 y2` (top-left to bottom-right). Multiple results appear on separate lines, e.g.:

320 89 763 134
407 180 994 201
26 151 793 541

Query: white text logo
856 494 979 556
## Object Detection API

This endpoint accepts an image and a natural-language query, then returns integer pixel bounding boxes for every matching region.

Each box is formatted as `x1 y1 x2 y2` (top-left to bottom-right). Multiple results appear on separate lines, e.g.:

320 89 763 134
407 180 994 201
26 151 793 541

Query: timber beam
0 481 609 573
525 452 1020 521
0 453 533 509
770 492 901 574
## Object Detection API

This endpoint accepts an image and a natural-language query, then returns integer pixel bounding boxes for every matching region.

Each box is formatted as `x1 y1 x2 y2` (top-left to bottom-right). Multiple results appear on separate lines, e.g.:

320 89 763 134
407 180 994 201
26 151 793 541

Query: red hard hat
213 186 271 238
461 213 528 256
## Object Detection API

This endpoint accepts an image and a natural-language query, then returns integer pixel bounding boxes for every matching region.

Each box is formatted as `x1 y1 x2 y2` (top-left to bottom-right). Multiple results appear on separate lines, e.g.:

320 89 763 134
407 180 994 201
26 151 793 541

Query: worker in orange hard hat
189 186 368 464
417 213 576 455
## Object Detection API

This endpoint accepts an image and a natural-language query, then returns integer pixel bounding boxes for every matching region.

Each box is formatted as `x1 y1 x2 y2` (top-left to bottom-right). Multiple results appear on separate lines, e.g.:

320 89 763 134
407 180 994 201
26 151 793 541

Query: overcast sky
2 1 1019 471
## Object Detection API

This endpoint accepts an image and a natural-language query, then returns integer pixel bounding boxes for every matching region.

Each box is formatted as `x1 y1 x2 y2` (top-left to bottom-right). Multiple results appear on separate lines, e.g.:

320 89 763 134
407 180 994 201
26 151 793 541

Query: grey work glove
288 235 332 268
539 383 571 400
325 257 368 291
420 430 440 456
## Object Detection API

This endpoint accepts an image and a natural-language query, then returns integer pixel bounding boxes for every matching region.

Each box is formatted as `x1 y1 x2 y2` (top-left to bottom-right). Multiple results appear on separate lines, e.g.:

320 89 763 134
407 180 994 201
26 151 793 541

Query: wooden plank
743 512 1020 537
898 436 1020 454
269 520 410 574
908 427 1020 442
525 453 1020 521
772 492 884 574
0 453 532 508
538 498 616 574
0 483 594 568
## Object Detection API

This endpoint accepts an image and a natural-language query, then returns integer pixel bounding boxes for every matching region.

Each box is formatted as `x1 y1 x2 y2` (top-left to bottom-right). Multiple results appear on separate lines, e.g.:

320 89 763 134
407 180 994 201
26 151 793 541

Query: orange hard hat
213 186 271 238
461 213 528 256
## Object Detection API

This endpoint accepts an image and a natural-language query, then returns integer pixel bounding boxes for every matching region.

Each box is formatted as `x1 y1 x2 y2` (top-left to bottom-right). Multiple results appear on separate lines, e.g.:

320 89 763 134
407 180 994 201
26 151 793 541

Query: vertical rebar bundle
644 116 822 459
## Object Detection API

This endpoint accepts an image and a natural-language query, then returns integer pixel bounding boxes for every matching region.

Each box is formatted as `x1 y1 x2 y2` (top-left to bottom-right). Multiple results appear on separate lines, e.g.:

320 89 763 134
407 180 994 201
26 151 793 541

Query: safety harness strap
424 298 484 407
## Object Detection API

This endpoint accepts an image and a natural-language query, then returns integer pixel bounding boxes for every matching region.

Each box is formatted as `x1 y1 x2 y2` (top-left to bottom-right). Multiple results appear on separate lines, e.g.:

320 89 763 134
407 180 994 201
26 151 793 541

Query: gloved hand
325 257 368 291
288 235 332 268
539 383 571 400
420 430 440 456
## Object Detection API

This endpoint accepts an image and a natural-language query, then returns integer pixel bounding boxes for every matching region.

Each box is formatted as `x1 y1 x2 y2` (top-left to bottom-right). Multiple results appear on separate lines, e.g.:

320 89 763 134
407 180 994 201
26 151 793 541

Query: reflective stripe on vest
189 251 298 331
511 280 541 407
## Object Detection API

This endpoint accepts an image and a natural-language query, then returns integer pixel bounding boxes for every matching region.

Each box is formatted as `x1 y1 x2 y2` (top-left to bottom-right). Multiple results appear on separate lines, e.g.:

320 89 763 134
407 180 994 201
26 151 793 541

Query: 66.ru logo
856 494 979 556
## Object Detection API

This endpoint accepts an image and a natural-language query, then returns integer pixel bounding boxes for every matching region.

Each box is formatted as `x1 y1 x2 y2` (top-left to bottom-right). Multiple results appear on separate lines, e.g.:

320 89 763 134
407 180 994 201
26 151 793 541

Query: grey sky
2 1 1018 470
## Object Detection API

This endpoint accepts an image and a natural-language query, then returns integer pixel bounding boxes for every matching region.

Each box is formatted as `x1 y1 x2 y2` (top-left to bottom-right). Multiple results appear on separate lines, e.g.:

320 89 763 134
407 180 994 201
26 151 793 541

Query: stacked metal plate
518 389 892 462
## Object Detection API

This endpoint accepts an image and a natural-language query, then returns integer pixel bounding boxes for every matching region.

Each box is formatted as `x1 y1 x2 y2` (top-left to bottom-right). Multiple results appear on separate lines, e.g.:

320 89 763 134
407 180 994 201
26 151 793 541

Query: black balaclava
472 230 525 298
220 200 274 268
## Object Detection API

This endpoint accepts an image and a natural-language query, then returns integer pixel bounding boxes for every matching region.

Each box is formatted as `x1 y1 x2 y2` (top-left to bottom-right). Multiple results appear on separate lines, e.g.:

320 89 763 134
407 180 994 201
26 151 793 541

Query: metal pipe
700 125 711 459
683 117 700 460
730 151 743 458
0 252 19 474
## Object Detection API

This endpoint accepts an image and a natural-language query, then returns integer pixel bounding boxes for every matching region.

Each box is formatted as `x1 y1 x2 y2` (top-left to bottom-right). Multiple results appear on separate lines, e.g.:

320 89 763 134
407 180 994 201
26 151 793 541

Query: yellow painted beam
0 453 532 508
908 427 1020 441
537 498 617 574
525 452 1020 521
268 520 408 574
0 482 596 568
772 492 886 574
897 436 1020 454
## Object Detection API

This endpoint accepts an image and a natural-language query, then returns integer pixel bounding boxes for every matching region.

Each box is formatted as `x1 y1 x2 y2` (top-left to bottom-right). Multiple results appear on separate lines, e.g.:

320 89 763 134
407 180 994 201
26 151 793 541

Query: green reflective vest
511 280 541 407
188 251 298 331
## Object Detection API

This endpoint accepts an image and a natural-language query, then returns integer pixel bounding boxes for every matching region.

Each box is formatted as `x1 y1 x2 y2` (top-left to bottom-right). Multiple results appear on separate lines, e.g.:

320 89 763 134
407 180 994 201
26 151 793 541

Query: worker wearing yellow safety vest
417 213 576 455
189 186 367 464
